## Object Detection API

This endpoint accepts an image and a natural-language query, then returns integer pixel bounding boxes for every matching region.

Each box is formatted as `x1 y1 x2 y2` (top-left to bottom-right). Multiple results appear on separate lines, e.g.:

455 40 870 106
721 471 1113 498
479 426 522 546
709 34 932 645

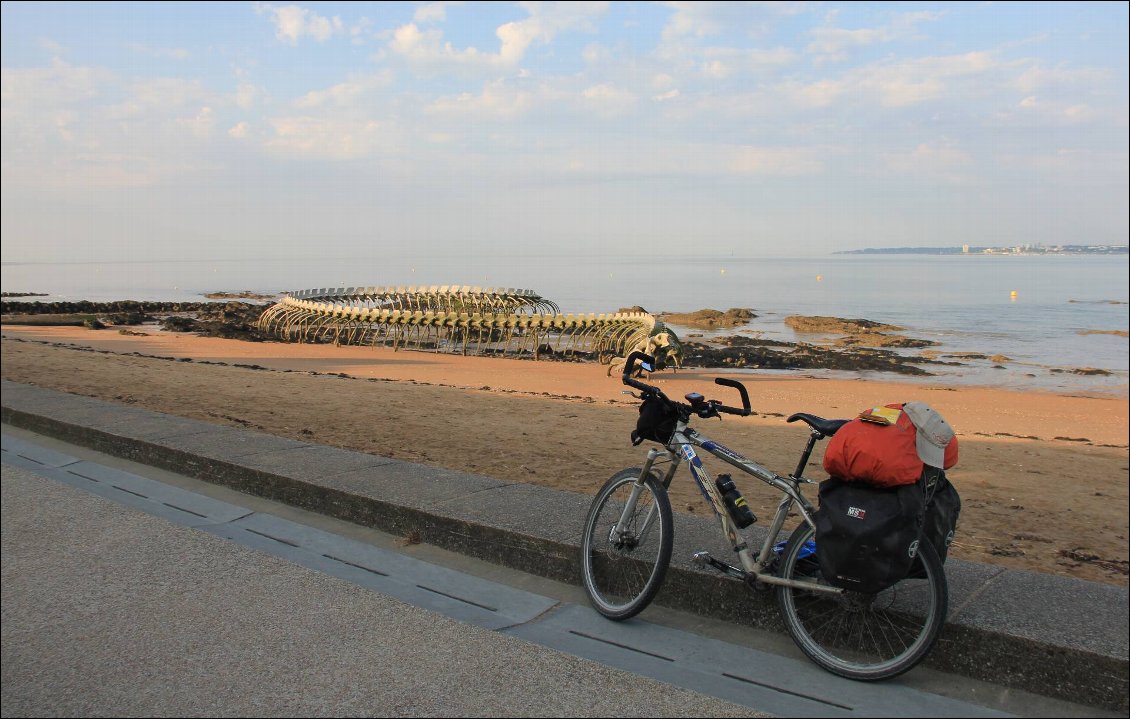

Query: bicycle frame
613 416 844 595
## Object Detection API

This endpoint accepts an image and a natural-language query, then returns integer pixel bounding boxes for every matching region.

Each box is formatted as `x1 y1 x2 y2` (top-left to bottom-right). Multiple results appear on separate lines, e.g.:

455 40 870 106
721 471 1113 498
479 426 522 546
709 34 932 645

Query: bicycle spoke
777 523 948 680
581 470 673 620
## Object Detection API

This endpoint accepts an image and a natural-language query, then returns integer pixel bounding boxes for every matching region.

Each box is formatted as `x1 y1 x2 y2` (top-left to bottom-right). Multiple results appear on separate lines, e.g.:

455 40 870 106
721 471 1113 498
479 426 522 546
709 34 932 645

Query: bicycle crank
691 551 746 580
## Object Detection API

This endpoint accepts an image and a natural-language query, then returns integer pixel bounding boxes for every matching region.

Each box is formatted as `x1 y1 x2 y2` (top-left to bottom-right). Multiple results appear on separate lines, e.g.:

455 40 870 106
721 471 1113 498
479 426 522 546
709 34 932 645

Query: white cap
902 401 954 468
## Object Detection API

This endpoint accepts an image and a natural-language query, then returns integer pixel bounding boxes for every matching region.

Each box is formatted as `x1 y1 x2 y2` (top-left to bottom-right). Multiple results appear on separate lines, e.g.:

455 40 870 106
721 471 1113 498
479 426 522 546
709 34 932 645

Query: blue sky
2 1 1127 264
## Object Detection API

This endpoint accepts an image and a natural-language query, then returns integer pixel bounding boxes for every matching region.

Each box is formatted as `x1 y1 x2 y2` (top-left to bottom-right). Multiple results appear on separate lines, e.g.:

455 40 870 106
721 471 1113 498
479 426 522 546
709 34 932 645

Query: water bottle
715 474 756 528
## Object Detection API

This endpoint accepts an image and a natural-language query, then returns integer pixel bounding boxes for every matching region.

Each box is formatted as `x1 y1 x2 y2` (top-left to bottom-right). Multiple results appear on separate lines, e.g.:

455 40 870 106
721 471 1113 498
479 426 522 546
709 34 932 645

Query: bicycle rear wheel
581 468 673 620
776 522 948 680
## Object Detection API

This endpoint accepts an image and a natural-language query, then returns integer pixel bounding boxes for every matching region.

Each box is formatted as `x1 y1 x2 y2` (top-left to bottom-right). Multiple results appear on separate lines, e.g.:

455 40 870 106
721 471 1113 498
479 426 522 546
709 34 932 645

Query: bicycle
580 351 948 681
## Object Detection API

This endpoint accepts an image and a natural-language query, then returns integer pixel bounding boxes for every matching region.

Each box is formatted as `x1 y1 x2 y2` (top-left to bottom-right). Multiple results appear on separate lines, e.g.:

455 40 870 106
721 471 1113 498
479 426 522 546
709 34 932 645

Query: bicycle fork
609 448 668 546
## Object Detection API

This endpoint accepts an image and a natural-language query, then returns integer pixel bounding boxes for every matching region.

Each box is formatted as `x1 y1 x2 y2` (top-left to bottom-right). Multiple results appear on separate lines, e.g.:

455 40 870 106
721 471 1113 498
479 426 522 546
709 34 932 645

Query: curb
1 380 1126 712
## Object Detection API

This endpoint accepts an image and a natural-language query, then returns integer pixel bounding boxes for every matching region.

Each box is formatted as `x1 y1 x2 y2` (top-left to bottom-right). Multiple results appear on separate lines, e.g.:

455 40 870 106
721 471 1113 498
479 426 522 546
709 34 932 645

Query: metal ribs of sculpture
257 286 682 368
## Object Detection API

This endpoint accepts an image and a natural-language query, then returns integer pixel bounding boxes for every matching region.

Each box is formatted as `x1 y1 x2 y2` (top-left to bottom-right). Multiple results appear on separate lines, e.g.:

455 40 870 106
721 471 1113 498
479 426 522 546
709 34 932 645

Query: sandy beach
2 324 1127 587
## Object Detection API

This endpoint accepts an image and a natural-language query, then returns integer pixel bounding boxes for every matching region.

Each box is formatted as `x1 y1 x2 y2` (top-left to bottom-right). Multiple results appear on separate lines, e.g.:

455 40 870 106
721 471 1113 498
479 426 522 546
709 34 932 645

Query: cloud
389 22 489 67
107 77 214 120
807 26 888 59
293 71 394 109
256 3 343 44
2 61 225 190
180 106 216 138
728 145 825 176
235 83 261 110
581 83 637 117
660 1 803 41
787 51 997 108
882 138 972 182
698 46 796 78
807 10 942 63
1010 94 1106 126
414 2 452 23
1 58 111 148
1015 148 1129 186
349 17 373 44
36 37 66 55
1012 65 1111 94
522 140 826 181
388 2 608 71
427 77 543 120
264 116 399 160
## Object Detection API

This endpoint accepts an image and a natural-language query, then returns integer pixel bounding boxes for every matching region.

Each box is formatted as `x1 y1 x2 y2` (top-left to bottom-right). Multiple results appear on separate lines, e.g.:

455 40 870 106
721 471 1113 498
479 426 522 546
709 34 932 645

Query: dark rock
833 333 936 349
659 308 757 329
785 315 903 334
162 316 199 332
1072 367 1113 376
681 339 933 376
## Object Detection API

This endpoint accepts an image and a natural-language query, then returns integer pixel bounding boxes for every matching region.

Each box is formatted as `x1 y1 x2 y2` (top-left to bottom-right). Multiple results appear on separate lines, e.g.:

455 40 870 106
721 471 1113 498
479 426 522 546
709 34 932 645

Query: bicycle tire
580 468 674 620
776 522 948 680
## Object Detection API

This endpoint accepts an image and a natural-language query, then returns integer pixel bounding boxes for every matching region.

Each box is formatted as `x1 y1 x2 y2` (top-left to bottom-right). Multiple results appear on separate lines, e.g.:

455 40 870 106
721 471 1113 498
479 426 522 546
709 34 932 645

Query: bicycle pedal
690 552 745 579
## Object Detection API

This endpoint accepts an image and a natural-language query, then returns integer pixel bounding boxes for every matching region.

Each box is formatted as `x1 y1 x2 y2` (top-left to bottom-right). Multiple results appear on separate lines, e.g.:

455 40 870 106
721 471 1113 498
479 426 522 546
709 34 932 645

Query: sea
2 253 1127 398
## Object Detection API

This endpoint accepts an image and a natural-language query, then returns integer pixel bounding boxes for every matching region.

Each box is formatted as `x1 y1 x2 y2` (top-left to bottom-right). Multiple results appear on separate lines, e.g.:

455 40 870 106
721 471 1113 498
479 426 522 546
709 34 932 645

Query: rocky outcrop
785 315 937 349
1 300 271 342
681 338 937 376
659 308 756 329
784 315 902 334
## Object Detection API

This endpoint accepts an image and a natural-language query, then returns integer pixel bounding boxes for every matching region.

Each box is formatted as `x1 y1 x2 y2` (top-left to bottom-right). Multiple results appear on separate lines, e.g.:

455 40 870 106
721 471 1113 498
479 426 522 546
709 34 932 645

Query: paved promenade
3 460 770 717
1 379 1127 714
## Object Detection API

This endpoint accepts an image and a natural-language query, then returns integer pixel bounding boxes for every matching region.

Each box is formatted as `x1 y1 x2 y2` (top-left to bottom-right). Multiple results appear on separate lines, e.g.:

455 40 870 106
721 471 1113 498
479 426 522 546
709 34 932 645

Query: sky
2 1 1128 265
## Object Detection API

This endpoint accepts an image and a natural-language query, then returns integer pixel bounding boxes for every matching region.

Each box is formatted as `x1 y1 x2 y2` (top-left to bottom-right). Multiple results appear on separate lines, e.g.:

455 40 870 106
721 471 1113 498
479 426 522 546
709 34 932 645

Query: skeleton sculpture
257 286 682 371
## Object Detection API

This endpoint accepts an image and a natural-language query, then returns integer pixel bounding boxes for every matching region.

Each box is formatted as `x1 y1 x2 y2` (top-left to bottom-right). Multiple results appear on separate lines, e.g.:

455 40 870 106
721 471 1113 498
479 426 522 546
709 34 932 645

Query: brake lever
698 401 723 420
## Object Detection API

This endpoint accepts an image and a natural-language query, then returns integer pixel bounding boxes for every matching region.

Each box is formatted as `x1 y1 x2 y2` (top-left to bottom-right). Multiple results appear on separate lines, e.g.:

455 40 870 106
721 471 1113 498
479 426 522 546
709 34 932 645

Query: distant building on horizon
836 244 1128 256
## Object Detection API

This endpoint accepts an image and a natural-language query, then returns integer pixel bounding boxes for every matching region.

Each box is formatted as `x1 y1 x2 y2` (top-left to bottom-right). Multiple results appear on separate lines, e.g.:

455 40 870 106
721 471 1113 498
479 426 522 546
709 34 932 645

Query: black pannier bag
908 467 962 577
631 394 678 446
814 477 926 594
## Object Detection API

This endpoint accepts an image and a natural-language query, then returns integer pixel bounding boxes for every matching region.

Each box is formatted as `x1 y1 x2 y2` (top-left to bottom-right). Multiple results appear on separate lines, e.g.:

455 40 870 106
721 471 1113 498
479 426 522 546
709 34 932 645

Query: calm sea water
3 254 1127 397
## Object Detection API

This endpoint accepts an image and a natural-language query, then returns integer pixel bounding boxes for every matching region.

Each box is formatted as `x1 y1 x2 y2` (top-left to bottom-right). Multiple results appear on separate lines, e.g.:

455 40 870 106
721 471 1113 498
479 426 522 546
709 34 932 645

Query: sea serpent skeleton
257 286 682 368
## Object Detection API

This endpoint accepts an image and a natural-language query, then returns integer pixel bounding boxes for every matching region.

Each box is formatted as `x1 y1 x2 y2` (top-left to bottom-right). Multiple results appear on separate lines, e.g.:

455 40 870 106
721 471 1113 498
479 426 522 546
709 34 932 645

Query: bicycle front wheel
776 522 948 680
581 468 674 620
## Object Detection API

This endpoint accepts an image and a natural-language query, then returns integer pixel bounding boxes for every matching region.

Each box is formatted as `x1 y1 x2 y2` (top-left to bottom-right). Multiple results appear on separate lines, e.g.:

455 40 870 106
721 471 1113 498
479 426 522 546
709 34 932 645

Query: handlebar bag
822 403 958 488
814 476 926 594
631 395 678 446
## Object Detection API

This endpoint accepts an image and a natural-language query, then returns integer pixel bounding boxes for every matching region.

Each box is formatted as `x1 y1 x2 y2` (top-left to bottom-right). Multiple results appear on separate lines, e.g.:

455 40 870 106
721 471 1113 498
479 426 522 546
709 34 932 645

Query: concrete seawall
2 379 1126 712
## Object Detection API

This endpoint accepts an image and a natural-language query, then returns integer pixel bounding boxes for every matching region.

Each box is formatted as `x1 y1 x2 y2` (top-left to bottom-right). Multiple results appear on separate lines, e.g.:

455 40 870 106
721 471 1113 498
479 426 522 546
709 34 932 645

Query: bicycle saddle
786 413 850 437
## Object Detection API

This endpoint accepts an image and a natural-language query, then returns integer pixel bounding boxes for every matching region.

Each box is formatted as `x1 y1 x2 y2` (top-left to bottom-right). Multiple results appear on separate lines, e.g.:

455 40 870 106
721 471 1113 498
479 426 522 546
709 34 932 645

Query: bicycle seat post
792 429 823 480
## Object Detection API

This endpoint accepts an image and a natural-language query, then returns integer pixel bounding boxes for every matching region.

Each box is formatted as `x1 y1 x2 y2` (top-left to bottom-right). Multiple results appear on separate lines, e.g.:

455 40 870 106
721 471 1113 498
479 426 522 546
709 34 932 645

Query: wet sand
2 324 1127 586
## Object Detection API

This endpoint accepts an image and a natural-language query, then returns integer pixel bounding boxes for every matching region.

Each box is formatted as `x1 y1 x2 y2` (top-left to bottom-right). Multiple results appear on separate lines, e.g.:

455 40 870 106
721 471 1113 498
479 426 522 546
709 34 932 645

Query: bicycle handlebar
622 351 661 394
622 351 752 417
714 377 751 414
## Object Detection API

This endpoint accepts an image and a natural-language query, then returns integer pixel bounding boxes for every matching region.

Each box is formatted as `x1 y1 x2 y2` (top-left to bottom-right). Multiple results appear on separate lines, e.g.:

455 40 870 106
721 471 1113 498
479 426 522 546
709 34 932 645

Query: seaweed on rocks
681 340 935 376
659 308 757 329
1 300 272 342
160 302 272 341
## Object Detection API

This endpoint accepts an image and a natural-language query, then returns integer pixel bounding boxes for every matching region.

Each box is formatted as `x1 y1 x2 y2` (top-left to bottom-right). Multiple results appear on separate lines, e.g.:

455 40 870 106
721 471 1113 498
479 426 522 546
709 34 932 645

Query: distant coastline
835 244 1129 256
